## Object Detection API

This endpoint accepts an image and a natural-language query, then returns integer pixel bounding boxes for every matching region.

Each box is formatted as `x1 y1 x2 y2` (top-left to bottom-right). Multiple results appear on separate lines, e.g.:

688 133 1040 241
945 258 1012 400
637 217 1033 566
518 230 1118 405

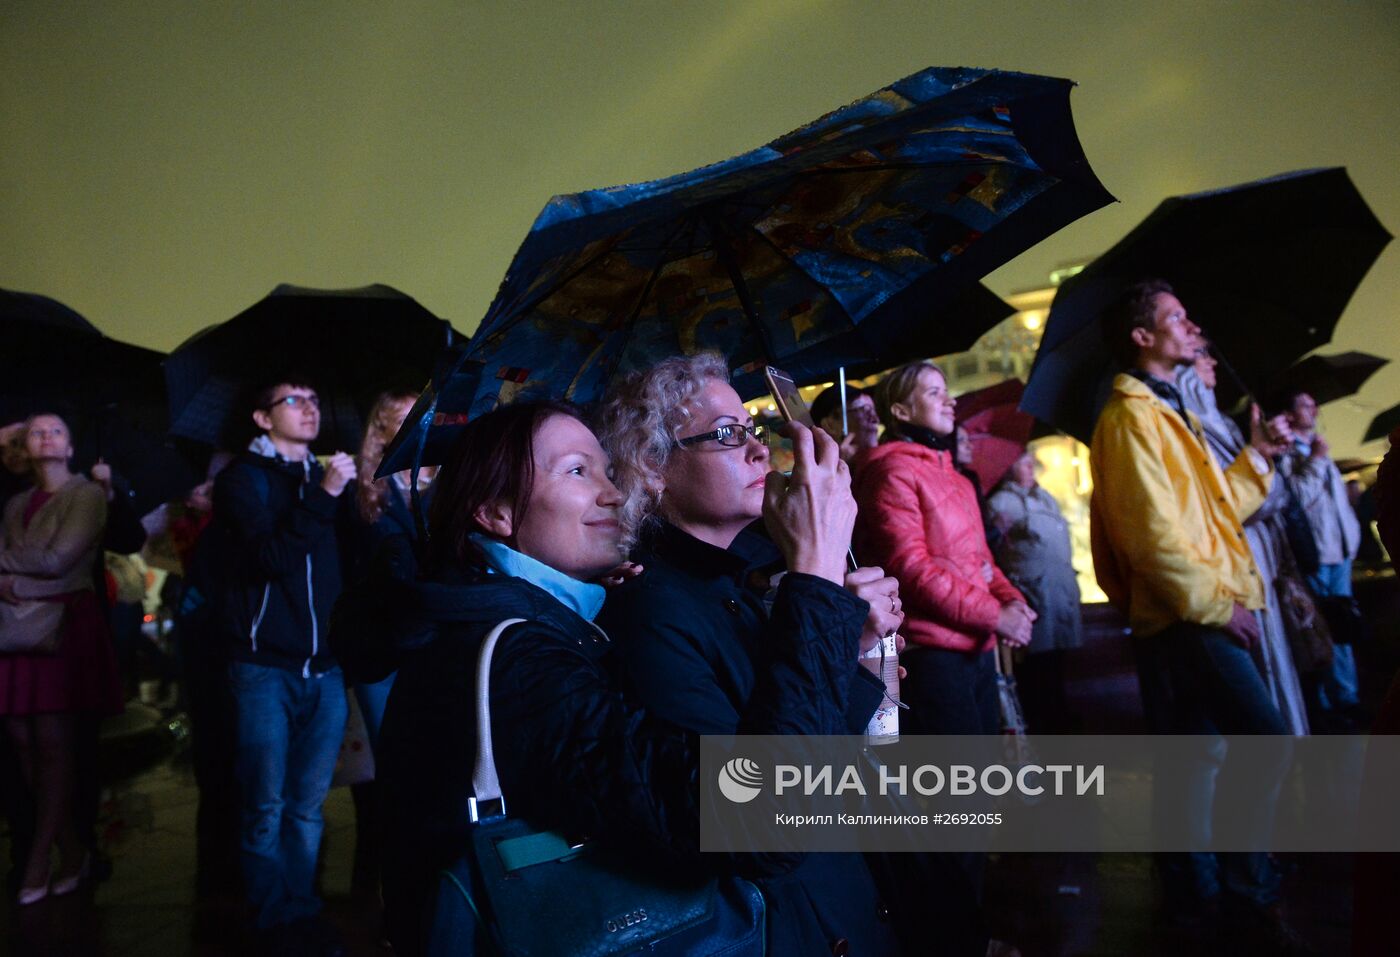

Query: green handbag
452 618 764 957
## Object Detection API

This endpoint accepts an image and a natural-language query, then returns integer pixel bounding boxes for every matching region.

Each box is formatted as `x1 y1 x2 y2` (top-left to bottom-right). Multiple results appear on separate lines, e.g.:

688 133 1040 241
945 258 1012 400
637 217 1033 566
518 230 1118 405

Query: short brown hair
250 373 318 412
426 400 581 574
1104 279 1174 368
810 385 865 429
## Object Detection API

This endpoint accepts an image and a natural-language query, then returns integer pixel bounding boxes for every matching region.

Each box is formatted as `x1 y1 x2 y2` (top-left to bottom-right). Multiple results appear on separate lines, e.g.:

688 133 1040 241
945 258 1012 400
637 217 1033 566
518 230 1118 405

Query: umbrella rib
606 214 698 377
703 208 785 362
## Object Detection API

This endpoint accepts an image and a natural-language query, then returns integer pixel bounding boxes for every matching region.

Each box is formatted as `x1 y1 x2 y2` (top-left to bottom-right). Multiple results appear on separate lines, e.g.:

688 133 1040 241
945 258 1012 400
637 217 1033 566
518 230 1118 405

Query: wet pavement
3 753 385 956
5 581 1394 955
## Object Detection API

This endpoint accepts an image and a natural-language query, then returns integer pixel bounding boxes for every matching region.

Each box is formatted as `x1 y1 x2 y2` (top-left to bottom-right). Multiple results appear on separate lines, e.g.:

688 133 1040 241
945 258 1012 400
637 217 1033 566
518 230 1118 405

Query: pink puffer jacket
852 440 1023 654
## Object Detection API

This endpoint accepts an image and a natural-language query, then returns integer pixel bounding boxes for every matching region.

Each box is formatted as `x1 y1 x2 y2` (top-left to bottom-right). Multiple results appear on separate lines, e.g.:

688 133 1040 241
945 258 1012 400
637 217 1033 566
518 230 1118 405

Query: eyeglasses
264 394 320 411
676 423 767 449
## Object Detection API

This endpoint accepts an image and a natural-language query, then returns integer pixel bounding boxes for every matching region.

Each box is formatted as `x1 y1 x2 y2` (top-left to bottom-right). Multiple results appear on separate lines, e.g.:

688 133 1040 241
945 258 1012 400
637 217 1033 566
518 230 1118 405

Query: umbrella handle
1213 347 1254 406
703 208 779 363
839 367 848 437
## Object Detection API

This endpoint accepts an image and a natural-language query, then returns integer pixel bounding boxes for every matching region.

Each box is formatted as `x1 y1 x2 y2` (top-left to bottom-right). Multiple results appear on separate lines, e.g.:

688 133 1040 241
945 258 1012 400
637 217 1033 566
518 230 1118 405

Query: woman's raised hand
844 565 903 655
763 423 856 586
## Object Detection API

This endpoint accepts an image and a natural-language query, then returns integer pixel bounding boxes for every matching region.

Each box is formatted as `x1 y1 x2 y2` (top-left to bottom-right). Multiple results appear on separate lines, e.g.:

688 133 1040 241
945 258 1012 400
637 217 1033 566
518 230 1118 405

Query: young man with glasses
211 375 356 956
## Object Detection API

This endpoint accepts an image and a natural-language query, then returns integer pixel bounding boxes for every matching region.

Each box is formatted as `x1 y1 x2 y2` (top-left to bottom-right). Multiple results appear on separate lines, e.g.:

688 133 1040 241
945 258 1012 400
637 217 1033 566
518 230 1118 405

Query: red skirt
0 591 124 716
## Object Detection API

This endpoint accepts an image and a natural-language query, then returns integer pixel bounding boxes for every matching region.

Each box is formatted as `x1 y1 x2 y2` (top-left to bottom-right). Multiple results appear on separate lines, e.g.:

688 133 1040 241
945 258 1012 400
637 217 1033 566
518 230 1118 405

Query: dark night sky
3 1 1397 454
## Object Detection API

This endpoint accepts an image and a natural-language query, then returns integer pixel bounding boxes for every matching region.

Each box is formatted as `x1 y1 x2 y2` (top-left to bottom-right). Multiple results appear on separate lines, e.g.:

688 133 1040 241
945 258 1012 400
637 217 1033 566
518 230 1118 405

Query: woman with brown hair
332 398 859 954
0 413 122 904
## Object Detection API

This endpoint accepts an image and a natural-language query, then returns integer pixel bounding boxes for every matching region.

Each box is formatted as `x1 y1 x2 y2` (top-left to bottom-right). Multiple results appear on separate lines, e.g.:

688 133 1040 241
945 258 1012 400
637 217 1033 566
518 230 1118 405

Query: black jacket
597 522 898 957
344 480 428 588
332 560 864 956
211 449 343 675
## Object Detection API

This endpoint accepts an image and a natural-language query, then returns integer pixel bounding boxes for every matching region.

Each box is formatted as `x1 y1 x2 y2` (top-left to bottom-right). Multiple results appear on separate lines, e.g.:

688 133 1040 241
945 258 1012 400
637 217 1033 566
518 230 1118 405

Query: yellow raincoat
1090 373 1270 637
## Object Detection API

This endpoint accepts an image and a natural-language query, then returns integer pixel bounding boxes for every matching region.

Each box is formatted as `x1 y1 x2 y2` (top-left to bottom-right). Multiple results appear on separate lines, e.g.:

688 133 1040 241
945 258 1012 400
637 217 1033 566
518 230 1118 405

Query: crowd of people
0 278 1392 957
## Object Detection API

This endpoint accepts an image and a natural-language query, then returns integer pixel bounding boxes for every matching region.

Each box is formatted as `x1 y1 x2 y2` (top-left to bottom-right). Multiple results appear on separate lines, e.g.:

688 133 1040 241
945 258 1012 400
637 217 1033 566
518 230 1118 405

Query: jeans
230 661 348 929
1307 560 1360 709
1133 623 1290 910
353 673 396 757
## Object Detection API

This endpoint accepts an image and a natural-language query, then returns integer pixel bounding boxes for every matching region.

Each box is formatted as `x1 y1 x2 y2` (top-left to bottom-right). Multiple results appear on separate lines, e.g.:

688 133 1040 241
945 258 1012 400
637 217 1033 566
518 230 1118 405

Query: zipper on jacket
249 583 271 652
305 553 317 678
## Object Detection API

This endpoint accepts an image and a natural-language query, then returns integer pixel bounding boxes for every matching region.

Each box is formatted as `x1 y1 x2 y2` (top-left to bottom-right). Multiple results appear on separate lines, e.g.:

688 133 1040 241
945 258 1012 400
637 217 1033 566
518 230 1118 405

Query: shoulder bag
0 599 67 654
1274 545 1334 675
431 618 765 957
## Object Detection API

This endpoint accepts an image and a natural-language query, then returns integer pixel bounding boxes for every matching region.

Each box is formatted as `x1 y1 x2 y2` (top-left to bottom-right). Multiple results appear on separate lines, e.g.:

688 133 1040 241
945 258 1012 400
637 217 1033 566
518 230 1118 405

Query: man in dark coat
211 376 355 957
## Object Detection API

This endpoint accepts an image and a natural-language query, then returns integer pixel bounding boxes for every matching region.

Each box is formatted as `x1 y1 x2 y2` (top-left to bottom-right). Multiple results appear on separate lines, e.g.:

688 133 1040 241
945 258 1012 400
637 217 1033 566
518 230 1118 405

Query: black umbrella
165 284 457 454
1264 351 1389 408
1365 403 1400 444
1022 168 1392 442
2 289 167 420
2 289 204 514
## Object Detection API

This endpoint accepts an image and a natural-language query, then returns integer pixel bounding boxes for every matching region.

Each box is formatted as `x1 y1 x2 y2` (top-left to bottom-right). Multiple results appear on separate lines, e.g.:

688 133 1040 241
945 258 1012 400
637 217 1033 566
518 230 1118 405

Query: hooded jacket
852 440 1024 654
211 443 343 675
1089 373 1271 637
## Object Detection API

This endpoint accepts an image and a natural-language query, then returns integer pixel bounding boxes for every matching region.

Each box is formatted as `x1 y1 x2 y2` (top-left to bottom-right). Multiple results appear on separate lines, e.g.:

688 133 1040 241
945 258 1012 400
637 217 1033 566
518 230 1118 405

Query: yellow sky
3 0 1398 454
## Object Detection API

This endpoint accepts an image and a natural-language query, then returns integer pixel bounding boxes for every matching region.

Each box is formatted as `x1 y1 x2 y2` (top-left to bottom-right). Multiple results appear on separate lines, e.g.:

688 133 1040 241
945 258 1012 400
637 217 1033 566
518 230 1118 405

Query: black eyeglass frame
261 394 321 412
675 423 768 449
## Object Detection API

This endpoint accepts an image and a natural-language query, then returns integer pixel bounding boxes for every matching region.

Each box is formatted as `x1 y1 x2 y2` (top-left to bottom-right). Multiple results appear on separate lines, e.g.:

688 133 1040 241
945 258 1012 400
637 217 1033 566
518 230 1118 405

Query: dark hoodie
211 444 343 675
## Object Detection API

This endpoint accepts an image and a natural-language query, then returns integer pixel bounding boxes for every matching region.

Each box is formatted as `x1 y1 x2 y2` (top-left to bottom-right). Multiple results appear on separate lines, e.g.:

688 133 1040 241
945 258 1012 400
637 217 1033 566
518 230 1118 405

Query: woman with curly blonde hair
595 353 905 956
344 389 435 906
354 390 435 531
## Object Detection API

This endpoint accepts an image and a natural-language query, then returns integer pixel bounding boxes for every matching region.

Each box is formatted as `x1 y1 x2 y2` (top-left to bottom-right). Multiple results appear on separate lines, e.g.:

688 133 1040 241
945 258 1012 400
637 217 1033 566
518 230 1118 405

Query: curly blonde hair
356 390 433 525
594 353 731 548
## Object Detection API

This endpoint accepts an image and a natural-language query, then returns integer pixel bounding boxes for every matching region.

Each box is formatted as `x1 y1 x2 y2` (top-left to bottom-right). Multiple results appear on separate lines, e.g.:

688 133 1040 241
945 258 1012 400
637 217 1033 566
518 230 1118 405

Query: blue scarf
470 534 606 622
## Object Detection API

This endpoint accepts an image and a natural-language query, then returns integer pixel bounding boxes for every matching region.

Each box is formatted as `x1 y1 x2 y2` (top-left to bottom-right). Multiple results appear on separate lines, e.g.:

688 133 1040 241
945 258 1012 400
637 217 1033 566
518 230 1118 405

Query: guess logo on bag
605 908 649 933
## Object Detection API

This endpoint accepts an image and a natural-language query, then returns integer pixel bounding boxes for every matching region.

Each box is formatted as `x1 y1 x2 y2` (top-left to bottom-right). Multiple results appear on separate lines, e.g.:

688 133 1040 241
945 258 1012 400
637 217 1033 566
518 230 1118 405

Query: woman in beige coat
0 414 121 904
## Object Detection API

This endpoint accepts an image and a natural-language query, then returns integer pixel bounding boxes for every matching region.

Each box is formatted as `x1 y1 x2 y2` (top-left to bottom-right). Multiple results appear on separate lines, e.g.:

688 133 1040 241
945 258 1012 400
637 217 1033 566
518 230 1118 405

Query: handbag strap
469 618 527 823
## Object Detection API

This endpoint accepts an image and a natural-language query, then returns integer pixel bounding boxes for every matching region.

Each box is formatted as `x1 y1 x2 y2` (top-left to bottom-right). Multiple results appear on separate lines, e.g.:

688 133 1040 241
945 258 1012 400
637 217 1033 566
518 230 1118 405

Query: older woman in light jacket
987 450 1083 732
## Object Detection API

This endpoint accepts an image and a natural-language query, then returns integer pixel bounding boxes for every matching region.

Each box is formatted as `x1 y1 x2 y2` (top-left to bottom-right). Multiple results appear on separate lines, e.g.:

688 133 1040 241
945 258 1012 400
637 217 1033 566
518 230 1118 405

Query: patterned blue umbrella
386 66 1112 471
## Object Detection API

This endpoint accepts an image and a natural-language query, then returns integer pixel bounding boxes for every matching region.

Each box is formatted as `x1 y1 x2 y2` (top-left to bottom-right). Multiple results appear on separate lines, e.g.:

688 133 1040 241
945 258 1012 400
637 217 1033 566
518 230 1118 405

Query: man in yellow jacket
1090 280 1311 953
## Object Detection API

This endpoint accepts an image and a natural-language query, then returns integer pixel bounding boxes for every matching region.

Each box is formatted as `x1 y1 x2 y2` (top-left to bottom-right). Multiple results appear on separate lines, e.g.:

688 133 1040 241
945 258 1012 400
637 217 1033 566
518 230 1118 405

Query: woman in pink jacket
852 361 1035 736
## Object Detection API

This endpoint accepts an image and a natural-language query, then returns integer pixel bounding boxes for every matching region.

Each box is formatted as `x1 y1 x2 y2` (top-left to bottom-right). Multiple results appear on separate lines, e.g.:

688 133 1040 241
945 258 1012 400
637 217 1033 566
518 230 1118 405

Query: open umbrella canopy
1263 350 1389 408
2 288 167 420
1365 403 1400 444
446 65 1112 420
1022 168 1392 443
1 289 202 514
165 284 456 453
954 379 1035 489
